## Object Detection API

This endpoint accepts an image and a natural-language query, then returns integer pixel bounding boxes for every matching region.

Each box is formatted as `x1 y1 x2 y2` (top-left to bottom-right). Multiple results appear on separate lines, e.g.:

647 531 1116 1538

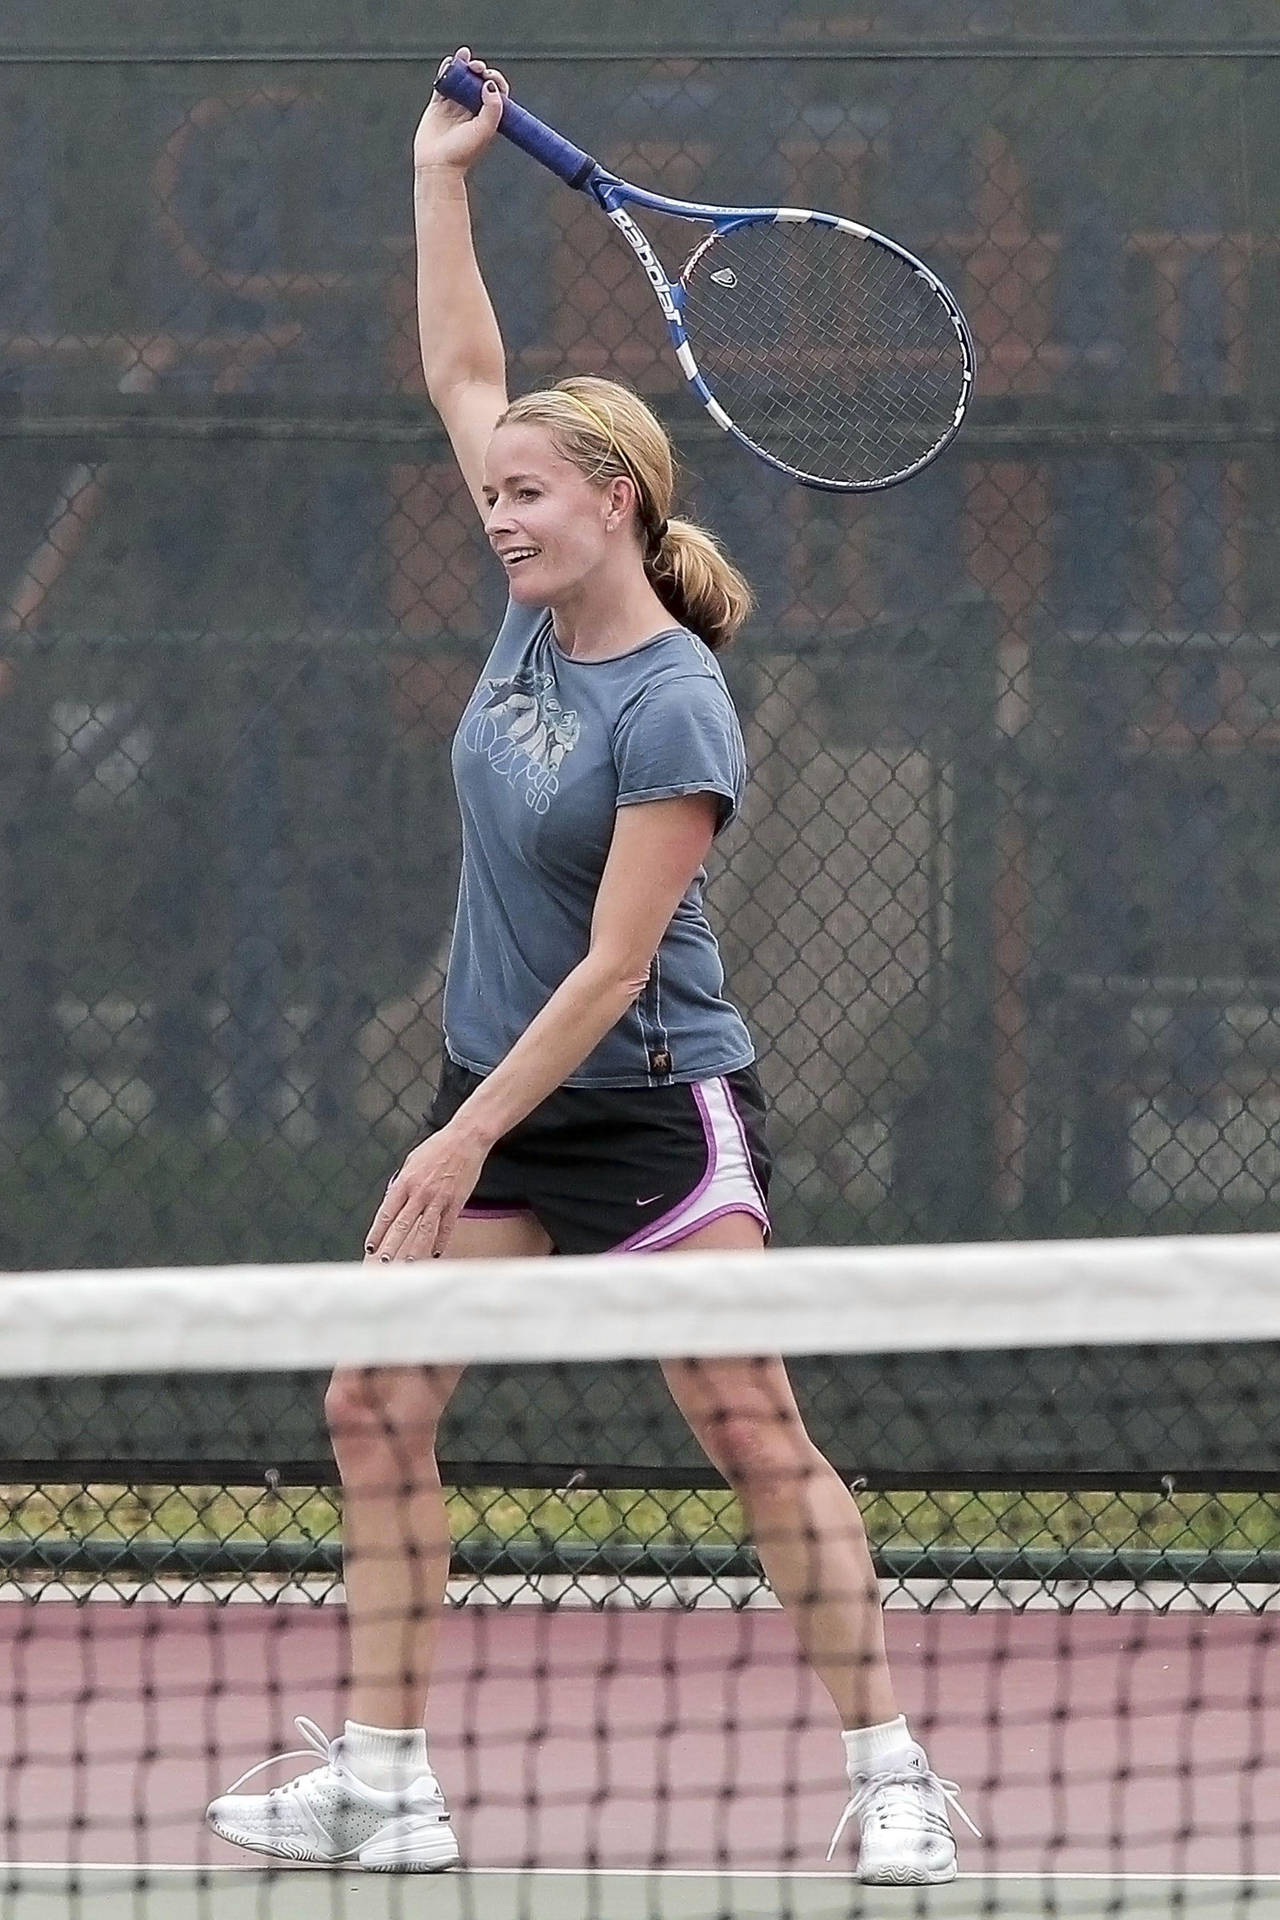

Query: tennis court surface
1 1239 1278 1918
5 1870 1280 1920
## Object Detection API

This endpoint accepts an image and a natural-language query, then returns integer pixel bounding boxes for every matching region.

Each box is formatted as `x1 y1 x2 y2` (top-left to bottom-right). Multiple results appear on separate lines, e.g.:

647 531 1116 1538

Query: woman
206 50 973 1884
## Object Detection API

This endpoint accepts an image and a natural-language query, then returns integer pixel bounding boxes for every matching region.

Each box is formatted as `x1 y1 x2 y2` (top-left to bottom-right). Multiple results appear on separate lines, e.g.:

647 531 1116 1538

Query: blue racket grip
433 59 599 190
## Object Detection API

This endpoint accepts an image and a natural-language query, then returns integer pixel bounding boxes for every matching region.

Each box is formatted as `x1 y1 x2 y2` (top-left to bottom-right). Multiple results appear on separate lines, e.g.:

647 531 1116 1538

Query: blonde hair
495 376 754 654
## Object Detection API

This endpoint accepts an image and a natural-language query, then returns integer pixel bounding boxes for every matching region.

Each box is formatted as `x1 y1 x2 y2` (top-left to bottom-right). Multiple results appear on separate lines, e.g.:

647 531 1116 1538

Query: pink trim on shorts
611 1083 718 1254
723 1076 771 1218
459 1205 530 1219
614 1077 771 1255
635 1200 770 1254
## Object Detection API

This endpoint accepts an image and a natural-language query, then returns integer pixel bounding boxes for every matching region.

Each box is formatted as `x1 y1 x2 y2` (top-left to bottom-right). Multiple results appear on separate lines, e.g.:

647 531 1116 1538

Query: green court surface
4 1871 1277 1920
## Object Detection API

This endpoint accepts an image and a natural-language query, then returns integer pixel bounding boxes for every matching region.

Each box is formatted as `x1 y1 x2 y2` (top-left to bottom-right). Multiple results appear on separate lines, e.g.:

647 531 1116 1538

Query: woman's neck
549 566 674 661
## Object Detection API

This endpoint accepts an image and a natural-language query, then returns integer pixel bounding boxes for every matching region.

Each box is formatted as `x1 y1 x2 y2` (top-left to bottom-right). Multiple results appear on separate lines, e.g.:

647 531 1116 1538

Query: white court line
6 1866 1278 1882
5 1576 1278 1611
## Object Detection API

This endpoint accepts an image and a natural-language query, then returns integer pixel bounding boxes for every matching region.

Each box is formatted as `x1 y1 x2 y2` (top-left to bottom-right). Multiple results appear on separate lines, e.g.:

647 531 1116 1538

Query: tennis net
1 1237 1279 1918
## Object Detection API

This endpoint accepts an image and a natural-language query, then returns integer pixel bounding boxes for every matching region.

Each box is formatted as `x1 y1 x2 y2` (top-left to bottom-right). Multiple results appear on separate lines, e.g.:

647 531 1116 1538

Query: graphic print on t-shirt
461 666 581 814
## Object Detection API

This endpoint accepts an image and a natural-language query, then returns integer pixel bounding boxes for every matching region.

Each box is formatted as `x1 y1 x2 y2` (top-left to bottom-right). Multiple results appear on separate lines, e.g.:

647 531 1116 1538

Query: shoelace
826 1763 981 1863
217 1714 345 1801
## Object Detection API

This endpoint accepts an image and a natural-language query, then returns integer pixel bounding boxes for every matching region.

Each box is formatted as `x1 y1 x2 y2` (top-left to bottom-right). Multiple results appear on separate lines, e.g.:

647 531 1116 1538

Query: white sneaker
206 1716 460 1871
827 1740 978 1885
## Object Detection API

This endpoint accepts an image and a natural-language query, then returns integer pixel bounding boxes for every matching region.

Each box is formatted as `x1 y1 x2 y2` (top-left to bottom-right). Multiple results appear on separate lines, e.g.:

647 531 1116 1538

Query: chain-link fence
5 1341 1280 1602
6 35 1280 1255
4 19 1280 1596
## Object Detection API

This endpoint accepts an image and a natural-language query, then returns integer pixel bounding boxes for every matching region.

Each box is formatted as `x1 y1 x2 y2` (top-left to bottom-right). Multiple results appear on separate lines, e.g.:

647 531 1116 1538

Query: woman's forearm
414 164 506 397
447 954 647 1149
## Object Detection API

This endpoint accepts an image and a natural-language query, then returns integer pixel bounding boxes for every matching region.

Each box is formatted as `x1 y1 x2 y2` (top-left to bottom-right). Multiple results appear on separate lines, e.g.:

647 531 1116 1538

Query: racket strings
681 220 969 487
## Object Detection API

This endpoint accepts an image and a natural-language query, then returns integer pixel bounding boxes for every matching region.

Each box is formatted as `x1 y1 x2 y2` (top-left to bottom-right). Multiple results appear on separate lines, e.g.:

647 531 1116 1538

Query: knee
698 1410 821 1496
324 1367 450 1465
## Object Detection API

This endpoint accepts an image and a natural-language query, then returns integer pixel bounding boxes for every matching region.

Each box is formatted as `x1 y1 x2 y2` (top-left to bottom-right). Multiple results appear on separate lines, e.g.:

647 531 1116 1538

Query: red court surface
1 1603 1276 1876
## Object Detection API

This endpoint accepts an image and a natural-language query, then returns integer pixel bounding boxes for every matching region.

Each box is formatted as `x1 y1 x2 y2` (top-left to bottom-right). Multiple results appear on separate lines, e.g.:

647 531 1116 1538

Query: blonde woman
206 49 972 1885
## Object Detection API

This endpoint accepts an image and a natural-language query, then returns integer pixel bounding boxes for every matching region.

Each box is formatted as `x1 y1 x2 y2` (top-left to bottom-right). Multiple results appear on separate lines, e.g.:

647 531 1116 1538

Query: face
482 422 630 606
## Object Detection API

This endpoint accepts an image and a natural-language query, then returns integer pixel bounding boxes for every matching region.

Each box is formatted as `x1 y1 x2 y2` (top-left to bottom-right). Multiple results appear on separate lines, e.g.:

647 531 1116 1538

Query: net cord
3 1234 1280 1377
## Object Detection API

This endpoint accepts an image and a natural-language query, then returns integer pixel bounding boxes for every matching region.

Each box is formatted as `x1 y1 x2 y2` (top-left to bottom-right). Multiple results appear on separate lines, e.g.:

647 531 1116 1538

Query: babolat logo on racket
607 209 680 323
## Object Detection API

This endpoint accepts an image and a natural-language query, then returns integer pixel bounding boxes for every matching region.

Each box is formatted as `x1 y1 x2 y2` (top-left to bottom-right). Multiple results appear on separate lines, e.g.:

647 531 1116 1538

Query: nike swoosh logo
635 1193 665 1207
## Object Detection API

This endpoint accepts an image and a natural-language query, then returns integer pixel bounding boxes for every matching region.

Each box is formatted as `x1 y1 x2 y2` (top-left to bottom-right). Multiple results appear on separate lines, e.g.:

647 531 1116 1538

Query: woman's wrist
413 159 471 186
440 1104 500 1156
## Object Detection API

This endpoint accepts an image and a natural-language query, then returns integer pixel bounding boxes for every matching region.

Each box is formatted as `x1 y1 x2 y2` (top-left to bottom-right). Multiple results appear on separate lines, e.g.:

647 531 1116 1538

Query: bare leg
325 1212 553 1730
658 1217 896 1731
665 1352 897 1729
325 1356 462 1730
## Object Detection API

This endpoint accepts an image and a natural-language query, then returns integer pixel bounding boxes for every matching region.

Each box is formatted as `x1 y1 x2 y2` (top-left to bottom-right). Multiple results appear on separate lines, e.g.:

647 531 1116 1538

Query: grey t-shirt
443 599 755 1087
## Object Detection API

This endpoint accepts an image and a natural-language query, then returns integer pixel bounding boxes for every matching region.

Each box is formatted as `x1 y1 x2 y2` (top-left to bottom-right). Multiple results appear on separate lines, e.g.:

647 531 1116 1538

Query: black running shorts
425 1054 773 1257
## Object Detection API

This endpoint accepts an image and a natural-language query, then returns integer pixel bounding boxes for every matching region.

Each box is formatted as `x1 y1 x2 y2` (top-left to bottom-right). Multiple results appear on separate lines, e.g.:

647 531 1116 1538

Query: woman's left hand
365 1124 489 1261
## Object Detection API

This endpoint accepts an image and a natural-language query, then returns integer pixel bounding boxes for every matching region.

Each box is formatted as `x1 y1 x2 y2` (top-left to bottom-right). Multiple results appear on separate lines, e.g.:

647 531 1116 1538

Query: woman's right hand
413 47 509 175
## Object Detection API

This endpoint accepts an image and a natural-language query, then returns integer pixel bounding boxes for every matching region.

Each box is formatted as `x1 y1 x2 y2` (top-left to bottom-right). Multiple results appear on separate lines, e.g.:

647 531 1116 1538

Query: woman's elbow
590 949 653 1004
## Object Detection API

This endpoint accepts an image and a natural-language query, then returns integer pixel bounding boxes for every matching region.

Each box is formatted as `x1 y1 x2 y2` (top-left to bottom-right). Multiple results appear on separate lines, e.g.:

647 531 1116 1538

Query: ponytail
645 516 754 655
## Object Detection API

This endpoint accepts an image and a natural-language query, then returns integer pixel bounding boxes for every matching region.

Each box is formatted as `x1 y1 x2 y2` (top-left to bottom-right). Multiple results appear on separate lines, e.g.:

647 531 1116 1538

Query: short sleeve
613 671 747 835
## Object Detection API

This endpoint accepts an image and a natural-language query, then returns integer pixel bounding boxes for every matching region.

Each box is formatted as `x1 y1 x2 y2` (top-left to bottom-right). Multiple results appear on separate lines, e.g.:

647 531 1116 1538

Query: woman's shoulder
495 599 552 645
473 599 551 674
644 626 728 685
615 632 742 738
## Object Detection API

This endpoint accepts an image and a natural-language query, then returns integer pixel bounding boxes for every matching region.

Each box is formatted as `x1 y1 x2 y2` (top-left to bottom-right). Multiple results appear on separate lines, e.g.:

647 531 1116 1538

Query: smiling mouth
500 548 541 567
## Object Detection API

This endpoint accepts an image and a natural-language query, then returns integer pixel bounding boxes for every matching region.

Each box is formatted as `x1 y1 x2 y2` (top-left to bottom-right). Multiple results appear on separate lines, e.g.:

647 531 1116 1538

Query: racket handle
433 59 599 190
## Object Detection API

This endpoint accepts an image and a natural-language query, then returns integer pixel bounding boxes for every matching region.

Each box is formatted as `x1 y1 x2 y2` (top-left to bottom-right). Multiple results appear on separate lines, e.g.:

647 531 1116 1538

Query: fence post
303 648 384 1138
0 653 62 1141
225 659 285 1133
147 668 215 1130
890 592 999 1239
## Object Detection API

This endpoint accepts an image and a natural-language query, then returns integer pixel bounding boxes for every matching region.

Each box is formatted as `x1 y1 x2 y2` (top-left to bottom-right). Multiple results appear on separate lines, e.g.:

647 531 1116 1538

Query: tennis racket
434 57 975 493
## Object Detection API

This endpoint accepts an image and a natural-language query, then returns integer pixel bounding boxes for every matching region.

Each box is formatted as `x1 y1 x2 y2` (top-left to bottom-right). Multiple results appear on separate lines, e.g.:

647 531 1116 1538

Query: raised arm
413 49 510 515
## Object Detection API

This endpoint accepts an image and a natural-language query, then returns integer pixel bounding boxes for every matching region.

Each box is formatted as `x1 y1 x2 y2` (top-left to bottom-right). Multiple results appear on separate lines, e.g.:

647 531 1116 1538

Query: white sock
842 1714 914 1774
341 1719 431 1792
